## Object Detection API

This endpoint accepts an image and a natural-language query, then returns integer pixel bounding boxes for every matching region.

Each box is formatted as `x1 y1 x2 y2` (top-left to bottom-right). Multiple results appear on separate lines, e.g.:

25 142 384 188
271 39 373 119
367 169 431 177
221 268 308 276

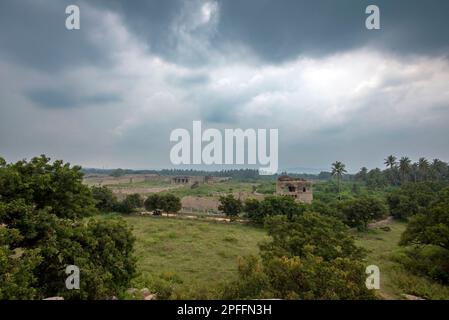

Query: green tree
0 227 42 299
399 156 412 184
124 194 143 212
218 195 243 220
340 196 388 230
91 186 118 212
0 155 96 219
399 187 449 282
418 157 430 182
366 168 388 190
387 182 440 220
0 155 136 299
355 167 368 182
384 155 397 169
259 196 305 220
400 187 449 250
331 161 347 199
162 194 182 213
244 198 262 224
223 213 374 299
144 194 181 214
110 168 126 177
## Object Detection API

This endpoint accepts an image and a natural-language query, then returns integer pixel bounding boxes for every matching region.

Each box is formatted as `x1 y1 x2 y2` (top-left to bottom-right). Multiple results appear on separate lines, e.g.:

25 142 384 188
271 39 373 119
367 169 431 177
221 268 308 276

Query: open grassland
102 213 449 299
121 215 268 298
161 180 257 198
356 221 449 300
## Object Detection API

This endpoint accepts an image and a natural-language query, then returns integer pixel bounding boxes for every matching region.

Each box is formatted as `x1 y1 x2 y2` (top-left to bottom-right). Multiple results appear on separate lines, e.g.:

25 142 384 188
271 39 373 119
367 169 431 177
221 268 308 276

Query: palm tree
399 157 412 183
431 158 448 181
331 161 347 198
384 155 397 169
418 157 430 181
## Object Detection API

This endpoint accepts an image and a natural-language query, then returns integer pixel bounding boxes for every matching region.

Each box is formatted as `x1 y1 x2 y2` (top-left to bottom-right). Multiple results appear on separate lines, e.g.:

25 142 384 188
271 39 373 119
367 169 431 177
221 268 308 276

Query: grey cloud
88 0 449 65
167 73 210 87
26 88 121 109
0 0 111 72
1 0 449 171
215 0 449 62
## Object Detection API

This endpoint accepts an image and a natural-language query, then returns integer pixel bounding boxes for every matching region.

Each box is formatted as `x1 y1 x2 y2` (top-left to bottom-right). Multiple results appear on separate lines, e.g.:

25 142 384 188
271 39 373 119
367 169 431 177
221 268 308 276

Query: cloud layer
1 0 448 172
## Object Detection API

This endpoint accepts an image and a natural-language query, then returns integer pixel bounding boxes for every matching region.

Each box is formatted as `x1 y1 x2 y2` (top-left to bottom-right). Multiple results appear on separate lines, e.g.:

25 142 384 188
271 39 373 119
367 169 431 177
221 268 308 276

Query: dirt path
139 211 249 223
368 216 394 229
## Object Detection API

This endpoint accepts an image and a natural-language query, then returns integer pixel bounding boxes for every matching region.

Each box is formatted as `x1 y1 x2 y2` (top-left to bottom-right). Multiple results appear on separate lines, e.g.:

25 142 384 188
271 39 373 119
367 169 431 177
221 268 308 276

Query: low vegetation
2 154 449 300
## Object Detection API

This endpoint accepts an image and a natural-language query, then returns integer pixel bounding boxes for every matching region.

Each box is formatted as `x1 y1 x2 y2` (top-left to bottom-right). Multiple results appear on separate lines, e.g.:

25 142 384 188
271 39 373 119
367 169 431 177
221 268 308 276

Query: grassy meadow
102 213 449 300
120 215 268 298
356 221 449 300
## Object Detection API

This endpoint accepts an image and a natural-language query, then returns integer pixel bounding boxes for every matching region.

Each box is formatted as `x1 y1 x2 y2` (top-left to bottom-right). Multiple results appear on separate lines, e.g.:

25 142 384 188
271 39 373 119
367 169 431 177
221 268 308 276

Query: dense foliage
144 193 182 214
0 155 136 299
218 195 243 220
223 213 375 299
398 187 449 283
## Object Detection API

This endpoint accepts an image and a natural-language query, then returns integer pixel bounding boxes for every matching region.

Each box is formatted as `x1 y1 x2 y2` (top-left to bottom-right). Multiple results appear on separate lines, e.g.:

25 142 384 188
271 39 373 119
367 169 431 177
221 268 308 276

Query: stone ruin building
171 175 227 186
276 175 313 204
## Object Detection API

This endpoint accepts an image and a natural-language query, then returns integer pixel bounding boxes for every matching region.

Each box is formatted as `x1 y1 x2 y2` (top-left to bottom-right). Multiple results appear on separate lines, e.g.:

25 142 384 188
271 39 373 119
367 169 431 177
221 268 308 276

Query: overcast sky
1 0 449 172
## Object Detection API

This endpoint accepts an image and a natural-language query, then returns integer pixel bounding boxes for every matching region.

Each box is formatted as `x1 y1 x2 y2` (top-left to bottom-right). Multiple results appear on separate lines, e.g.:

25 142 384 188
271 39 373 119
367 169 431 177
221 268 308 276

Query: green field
116 214 449 300
160 180 257 198
356 221 449 300
121 215 268 298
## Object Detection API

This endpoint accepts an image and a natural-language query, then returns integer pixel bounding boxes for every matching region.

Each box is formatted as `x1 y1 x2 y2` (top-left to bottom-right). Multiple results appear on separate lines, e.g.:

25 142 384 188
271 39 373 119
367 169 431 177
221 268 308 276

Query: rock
110 296 118 300
140 288 151 297
126 288 138 295
144 294 157 300
43 297 64 300
403 294 425 300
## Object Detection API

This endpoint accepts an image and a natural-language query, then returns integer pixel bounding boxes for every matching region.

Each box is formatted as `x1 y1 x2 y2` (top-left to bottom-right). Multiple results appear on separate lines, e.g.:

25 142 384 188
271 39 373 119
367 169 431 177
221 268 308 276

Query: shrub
0 155 137 299
144 194 181 214
223 213 374 299
340 196 388 230
91 186 118 212
218 195 242 220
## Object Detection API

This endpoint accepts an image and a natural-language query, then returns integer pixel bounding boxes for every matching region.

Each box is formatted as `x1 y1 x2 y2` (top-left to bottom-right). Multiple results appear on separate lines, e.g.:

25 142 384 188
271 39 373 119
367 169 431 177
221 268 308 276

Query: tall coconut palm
331 161 347 198
399 157 412 183
418 157 430 181
384 155 397 169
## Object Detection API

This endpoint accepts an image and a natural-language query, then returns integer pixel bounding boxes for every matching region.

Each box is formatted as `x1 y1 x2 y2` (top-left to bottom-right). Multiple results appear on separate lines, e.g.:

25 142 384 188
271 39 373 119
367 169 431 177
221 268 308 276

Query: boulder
43 297 64 300
140 288 151 297
144 294 157 300
403 294 425 300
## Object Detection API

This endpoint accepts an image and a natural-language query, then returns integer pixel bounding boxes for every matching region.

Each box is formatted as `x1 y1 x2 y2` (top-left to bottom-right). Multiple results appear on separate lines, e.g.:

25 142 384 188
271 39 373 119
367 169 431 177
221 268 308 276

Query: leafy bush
223 213 374 299
339 196 388 230
243 196 306 224
144 194 182 214
387 182 443 220
0 155 136 299
399 186 449 283
91 186 118 212
218 195 242 220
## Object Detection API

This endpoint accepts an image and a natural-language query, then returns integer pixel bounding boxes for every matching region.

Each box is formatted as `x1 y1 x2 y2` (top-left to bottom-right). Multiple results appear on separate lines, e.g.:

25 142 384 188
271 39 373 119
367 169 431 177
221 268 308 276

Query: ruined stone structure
172 175 231 186
172 176 192 184
276 175 313 204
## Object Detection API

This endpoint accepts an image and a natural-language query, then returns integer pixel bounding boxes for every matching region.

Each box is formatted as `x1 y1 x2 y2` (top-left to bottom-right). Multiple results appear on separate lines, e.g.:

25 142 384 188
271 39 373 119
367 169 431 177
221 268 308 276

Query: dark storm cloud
89 0 449 65
0 0 110 72
215 0 449 62
1 0 448 72
26 88 120 109
1 0 449 170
